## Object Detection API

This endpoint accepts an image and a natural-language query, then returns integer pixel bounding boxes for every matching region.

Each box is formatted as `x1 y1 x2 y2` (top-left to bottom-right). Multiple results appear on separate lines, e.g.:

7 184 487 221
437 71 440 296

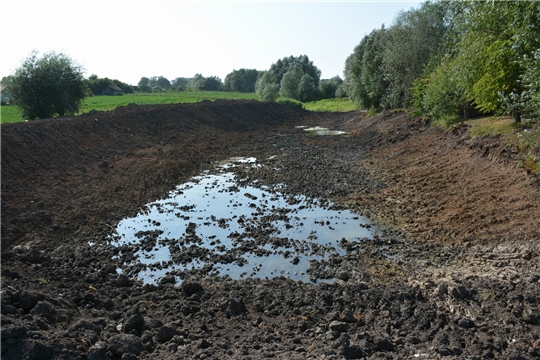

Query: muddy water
111 158 372 284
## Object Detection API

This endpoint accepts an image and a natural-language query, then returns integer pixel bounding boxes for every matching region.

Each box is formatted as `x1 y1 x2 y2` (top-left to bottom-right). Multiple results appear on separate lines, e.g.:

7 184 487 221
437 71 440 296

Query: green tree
279 66 304 99
269 55 321 89
7 51 87 119
382 1 451 108
172 77 190 91
297 74 318 102
256 71 279 102
344 27 389 109
224 69 261 92
194 76 223 91
318 76 343 99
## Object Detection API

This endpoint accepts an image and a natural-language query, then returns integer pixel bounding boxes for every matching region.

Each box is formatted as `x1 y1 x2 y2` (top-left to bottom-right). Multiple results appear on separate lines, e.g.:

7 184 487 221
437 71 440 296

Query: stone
1 323 27 339
108 334 144 357
375 337 395 351
456 318 475 329
198 339 212 349
123 314 144 334
182 282 203 296
30 301 55 321
87 342 108 360
156 325 177 343
228 298 247 316
24 340 53 360
342 345 364 359
116 274 131 287
329 321 349 333
158 275 176 285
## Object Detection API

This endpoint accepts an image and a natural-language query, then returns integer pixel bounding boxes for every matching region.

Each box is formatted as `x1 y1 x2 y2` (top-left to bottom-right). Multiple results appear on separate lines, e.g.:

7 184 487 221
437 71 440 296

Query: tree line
343 0 540 122
3 0 537 121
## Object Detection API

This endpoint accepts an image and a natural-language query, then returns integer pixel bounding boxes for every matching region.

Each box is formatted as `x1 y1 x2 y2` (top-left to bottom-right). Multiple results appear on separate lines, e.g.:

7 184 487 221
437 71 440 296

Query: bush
8 51 86 119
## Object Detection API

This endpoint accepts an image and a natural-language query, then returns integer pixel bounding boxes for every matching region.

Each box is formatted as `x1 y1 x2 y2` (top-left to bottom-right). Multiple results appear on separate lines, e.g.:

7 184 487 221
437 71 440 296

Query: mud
1 100 539 359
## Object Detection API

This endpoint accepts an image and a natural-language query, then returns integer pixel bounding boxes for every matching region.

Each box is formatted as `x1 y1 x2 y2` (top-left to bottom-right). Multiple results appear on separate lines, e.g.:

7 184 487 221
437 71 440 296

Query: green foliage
269 55 321 88
194 76 223 91
318 76 343 99
7 51 87 119
86 75 133 95
382 1 451 108
279 66 304 99
296 74 318 102
276 97 303 109
224 69 261 93
257 55 322 102
256 71 280 102
344 27 389 110
172 77 190 91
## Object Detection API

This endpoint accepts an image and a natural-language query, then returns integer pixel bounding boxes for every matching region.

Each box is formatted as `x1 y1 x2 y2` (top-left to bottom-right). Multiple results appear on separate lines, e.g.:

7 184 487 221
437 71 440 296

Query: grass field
0 92 358 124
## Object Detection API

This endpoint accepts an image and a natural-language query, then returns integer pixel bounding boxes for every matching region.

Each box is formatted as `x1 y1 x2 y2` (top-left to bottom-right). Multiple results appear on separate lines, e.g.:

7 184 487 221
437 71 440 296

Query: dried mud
1 100 539 359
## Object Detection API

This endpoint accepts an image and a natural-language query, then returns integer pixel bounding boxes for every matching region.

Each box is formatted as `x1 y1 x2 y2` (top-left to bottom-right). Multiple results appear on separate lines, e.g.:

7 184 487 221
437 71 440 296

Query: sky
0 1 421 86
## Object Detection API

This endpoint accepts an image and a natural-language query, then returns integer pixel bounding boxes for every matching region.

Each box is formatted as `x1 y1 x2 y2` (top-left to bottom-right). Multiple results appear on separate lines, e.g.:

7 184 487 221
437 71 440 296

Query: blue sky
0 1 421 85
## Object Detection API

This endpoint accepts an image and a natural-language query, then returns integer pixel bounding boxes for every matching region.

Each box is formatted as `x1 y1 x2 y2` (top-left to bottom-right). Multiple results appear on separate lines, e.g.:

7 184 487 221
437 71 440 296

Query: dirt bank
1 101 539 359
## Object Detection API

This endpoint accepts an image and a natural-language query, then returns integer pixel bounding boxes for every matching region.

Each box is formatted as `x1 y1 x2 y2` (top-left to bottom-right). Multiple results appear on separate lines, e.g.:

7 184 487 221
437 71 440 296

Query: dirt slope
1 101 539 359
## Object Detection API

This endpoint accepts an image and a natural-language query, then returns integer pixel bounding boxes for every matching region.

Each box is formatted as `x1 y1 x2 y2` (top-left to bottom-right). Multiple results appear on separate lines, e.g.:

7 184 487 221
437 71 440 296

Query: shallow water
303 126 346 136
111 158 372 284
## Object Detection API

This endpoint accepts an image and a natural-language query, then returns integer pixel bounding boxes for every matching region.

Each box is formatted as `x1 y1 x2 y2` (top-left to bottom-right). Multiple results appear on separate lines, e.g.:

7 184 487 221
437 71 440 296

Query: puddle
302 126 346 136
110 158 372 284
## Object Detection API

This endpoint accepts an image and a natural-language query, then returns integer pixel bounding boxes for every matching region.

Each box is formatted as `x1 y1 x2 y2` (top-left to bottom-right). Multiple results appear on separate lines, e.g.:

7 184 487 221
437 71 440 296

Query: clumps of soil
2 101 540 359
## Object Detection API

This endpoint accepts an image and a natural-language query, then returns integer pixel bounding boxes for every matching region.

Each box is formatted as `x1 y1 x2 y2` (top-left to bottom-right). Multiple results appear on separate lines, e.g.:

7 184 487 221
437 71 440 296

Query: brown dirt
1 101 539 359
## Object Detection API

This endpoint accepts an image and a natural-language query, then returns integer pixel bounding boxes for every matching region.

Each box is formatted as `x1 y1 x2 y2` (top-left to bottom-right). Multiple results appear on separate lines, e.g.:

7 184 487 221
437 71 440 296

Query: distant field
0 92 357 124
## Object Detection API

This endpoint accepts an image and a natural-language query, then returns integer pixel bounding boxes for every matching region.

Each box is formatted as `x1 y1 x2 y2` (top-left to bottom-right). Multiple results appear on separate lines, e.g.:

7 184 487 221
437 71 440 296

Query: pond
110 158 373 284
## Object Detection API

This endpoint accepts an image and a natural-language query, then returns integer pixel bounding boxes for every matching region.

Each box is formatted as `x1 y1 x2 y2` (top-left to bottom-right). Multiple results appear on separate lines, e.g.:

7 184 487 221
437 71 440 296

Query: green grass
303 98 358 112
0 105 21 124
1 91 260 124
464 115 523 137
1 93 359 124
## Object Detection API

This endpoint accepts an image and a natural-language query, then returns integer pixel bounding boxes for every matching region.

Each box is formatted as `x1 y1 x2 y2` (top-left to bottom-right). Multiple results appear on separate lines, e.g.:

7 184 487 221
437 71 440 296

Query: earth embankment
1 101 539 359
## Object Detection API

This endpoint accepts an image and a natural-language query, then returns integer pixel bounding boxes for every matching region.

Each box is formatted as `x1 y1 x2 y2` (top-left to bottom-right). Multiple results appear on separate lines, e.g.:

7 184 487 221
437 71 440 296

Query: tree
319 76 344 99
224 69 261 92
194 76 223 91
268 55 321 89
381 1 451 108
279 66 304 99
297 74 318 102
255 71 279 102
7 51 87 119
172 77 190 91
344 27 389 109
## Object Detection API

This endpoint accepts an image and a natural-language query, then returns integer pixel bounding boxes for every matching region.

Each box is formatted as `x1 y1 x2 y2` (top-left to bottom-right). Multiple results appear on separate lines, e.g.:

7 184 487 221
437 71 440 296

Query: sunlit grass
303 98 358 112
1 91 260 124
464 115 522 137
0 105 21 124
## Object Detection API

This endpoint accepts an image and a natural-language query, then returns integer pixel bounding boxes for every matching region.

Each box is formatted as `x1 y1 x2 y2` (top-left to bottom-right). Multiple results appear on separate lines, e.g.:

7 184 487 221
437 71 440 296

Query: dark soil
2 100 539 359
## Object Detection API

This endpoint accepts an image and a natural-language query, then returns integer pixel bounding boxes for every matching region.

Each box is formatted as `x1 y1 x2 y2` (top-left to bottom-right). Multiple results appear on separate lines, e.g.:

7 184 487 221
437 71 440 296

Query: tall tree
382 1 451 108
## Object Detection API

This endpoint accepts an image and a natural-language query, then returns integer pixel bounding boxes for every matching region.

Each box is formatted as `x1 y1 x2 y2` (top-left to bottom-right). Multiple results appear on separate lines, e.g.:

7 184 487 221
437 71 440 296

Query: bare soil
1 100 539 359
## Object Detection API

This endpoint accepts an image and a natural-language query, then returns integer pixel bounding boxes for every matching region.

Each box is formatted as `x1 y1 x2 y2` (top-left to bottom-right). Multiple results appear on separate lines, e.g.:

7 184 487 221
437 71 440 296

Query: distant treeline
343 0 540 122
